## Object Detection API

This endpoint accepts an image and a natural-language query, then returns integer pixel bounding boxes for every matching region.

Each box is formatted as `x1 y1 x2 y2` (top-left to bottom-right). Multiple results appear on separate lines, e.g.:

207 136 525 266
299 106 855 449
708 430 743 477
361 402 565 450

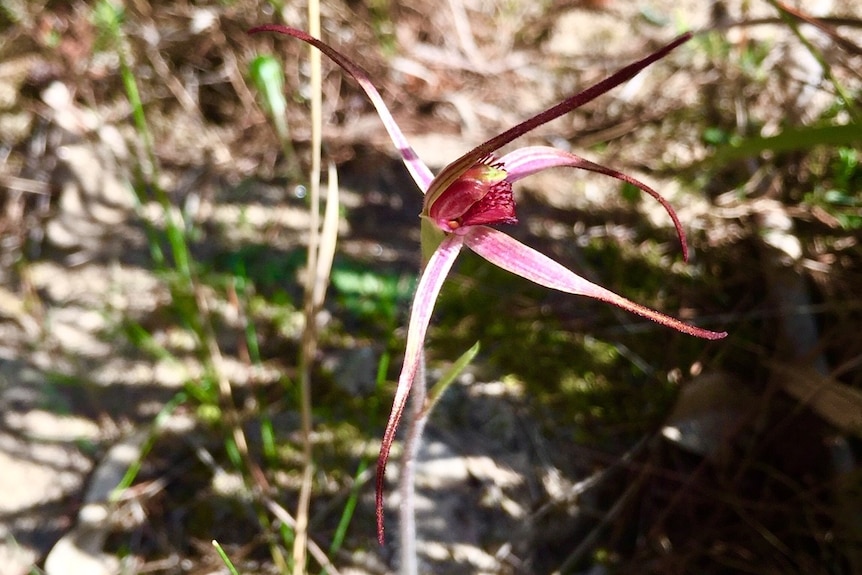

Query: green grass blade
423 341 480 417
112 391 187 495
326 459 369 564
212 540 241 575
250 55 290 144
708 123 862 167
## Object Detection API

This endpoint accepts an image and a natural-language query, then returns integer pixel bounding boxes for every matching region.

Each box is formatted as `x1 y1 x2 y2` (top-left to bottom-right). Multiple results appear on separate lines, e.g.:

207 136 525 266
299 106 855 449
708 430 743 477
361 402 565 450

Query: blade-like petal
249 25 434 191
464 227 727 340
423 33 693 213
499 146 690 260
376 234 465 543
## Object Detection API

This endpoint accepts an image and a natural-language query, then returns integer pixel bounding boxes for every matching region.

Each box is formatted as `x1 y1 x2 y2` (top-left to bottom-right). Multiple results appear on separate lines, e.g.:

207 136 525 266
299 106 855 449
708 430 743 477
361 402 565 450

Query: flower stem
398 350 427 575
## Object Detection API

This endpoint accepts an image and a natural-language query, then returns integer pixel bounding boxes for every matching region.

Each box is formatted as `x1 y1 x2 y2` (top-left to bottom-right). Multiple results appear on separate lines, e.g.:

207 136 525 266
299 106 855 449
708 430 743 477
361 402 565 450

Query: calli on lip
249 24 728 544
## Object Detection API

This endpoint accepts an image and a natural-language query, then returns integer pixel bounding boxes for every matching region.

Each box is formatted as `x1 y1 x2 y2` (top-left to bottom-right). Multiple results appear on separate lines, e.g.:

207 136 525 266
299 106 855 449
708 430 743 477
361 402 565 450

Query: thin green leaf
326 460 369 564
422 341 480 419
250 55 290 143
212 540 240 575
708 123 862 166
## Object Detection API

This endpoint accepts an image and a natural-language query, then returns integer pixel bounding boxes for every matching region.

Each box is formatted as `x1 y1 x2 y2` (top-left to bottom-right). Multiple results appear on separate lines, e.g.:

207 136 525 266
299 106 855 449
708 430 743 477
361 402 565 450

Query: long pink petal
376 234 464 543
464 227 726 340
249 25 435 191
423 33 693 213
499 146 690 261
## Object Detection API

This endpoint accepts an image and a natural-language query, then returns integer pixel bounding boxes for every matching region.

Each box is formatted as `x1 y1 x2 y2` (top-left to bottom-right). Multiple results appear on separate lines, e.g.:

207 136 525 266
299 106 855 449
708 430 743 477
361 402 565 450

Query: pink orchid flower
249 25 727 544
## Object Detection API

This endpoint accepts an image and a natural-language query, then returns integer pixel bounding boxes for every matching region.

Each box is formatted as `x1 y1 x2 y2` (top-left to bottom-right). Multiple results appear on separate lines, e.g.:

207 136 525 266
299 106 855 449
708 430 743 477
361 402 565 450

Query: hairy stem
398 350 427 575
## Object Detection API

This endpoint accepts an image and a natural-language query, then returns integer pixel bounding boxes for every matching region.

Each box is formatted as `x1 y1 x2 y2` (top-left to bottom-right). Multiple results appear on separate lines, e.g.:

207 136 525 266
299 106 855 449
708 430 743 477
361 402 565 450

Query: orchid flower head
249 24 728 545
427 155 516 232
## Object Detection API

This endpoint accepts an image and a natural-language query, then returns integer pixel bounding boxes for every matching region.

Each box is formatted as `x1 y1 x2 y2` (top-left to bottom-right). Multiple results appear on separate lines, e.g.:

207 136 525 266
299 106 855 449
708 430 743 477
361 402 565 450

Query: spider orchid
249 25 727 544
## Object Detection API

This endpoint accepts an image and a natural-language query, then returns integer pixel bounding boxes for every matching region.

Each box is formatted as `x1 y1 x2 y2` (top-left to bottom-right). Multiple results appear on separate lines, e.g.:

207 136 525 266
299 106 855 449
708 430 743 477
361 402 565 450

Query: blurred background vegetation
0 0 860 574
